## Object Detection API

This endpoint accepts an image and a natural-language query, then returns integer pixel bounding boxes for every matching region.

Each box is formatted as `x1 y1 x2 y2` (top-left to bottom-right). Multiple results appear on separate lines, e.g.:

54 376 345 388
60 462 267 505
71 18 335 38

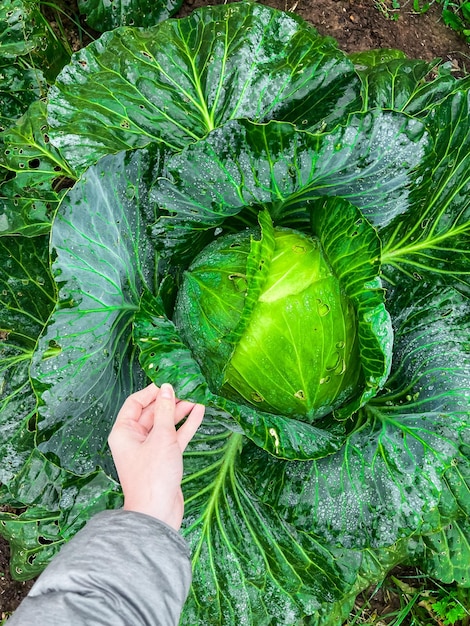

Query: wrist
123 500 182 531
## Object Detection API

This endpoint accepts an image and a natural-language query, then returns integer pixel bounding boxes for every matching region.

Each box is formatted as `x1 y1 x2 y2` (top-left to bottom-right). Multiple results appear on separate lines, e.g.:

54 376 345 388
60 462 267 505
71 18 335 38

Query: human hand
108 383 205 531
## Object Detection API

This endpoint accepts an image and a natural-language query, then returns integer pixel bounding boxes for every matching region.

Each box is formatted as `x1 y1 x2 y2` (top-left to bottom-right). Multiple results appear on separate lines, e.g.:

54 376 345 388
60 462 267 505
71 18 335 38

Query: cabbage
176 222 361 420
1 3 469 624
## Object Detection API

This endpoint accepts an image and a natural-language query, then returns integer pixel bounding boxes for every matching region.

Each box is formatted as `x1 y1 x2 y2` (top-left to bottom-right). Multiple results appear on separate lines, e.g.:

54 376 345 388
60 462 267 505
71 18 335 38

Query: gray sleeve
7 509 192 626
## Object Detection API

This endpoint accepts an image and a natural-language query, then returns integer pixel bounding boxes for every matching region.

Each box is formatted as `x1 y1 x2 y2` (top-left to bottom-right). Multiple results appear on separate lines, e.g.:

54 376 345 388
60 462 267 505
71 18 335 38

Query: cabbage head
176 219 363 420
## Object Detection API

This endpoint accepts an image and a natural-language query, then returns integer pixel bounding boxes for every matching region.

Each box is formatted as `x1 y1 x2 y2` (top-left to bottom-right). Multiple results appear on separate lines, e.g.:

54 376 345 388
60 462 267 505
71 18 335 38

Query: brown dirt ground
181 0 470 72
1 0 469 621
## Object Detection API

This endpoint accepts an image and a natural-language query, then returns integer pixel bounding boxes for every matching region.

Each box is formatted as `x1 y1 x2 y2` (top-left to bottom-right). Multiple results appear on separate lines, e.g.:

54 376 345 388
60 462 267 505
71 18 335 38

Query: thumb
150 383 176 438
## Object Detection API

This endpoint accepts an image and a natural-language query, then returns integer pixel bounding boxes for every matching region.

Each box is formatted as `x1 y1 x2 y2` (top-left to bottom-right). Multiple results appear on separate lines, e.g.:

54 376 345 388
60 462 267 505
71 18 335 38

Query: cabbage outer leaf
381 91 470 296
47 1 360 170
311 196 392 418
409 460 470 586
0 102 76 236
152 113 429 266
0 64 46 131
0 236 55 485
29 147 165 475
0 0 69 83
0 0 47 58
350 49 470 118
0 450 121 580
180 418 355 625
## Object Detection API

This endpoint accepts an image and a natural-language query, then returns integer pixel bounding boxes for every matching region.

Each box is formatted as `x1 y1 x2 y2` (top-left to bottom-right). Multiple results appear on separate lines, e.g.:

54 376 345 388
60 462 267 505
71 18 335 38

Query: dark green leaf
0 0 46 58
349 49 408 67
403 70 470 119
29 147 164 474
47 2 360 170
311 196 392 418
382 279 470 418
0 64 46 131
350 49 470 118
413 460 470 586
78 0 182 31
0 1 70 83
152 114 430 265
0 449 121 580
350 50 450 115
353 56 444 111
381 91 470 295
438 461 470 523
180 417 421 625
0 235 55 485
0 505 63 580
414 518 470 586
135 288 211 404
180 419 356 625
0 101 76 236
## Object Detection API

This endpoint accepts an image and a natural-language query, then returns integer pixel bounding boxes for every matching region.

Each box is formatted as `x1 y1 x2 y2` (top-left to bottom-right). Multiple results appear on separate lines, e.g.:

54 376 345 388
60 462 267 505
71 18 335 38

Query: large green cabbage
1 3 469 624
175 217 363 420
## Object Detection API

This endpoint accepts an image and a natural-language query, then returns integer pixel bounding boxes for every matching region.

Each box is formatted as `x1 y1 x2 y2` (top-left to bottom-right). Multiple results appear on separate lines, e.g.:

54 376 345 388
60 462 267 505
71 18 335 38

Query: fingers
175 403 205 452
136 397 195 431
114 383 159 425
116 382 205 450
175 400 198 422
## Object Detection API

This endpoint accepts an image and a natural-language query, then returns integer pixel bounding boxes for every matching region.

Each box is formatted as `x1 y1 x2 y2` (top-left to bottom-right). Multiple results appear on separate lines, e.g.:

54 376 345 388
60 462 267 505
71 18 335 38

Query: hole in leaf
38 536 54 545
42 339 62 359
52 177 75 192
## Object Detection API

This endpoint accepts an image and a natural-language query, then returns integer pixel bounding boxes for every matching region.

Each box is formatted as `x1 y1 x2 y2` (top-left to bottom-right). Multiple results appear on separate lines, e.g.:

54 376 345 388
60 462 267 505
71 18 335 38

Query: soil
1 0 469 621
181 0 470 73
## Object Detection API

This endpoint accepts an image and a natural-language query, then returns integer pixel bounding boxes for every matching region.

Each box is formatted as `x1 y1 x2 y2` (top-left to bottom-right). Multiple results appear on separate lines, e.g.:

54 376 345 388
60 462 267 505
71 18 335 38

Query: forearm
7 509 192 626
